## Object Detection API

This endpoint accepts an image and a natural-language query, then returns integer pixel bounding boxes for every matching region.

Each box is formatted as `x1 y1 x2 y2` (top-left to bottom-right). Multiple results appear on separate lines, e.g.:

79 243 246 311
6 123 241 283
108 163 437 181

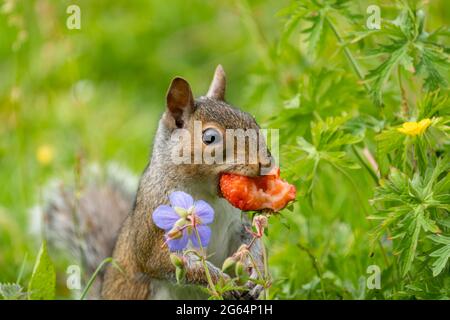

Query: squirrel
39 65 271 299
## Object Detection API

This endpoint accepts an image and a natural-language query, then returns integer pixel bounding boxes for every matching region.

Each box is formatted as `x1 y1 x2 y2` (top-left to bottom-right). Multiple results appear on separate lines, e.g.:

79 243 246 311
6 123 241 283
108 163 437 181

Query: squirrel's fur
37 66 267 299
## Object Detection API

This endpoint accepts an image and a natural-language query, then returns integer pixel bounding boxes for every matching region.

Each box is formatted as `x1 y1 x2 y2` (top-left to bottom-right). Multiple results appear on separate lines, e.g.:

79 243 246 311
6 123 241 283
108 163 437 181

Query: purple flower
152 191 214 251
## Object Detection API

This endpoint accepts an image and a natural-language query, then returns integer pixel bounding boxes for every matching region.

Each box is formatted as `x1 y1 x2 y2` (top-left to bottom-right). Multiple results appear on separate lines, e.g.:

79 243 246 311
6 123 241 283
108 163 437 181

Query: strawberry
219 168 296 212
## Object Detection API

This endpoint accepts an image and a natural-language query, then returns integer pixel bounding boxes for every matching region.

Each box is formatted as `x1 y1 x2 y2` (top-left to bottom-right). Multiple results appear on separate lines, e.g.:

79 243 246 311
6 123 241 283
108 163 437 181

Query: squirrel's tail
29 163 138 299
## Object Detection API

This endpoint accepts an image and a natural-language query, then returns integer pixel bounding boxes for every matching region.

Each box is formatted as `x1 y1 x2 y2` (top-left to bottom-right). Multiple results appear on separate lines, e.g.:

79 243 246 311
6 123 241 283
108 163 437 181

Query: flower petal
152 205 179 230
166 230 189 252
169 191 194 210
190 225 211 248
194 200 214 225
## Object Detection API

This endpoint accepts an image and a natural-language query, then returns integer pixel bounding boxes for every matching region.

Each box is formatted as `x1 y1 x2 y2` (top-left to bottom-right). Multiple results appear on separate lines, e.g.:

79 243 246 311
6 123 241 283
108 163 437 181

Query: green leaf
428 237 450 276
302 12 325 58
375 128 406 156
365 44 408 107
416 46 449 91
417 91 449 119
419 214 441 234
277 5 305 54
401 212 421 277
399 53 415 73
28 241 56 300
428 234 450 246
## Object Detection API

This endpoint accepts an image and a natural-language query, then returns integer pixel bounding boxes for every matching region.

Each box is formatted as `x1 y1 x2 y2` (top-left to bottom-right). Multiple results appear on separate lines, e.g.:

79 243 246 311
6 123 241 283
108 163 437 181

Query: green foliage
0 283 26 300
361 3 450 106
28 241 56 300
263 0 450 299
370 158 449 277
429 234 450 277
283 114 362 196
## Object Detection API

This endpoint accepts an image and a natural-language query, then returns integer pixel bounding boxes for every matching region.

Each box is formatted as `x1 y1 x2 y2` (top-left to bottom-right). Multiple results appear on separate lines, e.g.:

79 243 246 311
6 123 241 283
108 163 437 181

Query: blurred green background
0 0 448 299
0 0 290 293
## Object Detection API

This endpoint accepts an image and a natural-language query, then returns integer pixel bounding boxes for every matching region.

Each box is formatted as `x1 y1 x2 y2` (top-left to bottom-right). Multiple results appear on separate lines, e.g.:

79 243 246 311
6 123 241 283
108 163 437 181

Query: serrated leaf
429 243 450 276
399 53 415 73
375 128 405 156
0 283 25 300
417 46 449 91
401 215 421 277
278 7 305 54
365 44 408 106
302 11 325 58
28 241 56 300
428 234 450 246
419 216 441 234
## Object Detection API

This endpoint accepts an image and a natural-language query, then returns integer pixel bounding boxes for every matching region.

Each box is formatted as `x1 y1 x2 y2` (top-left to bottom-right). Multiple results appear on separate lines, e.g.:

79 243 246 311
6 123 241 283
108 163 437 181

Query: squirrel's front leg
144 237 238 299
182 251 229 285
101 231 152 299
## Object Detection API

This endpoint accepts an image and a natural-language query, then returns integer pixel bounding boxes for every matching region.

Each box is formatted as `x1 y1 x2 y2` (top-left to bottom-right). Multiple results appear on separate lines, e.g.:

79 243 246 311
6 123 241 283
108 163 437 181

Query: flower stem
398 66 409 117
260 239 269 300
247 250 266 299
194 228 219 298
326 17 369 92
80 257 122 300
247 251 264 280
351 145 379 184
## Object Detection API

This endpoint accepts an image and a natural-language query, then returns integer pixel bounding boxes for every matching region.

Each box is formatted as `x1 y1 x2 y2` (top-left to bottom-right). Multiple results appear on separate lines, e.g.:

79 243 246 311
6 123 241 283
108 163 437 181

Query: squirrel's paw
235 268 265 300
239 284 264 300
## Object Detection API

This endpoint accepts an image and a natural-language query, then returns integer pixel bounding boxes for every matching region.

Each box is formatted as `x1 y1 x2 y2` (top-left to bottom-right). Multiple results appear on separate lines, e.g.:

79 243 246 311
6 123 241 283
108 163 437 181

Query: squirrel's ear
166 77 195 128
206 64 226 100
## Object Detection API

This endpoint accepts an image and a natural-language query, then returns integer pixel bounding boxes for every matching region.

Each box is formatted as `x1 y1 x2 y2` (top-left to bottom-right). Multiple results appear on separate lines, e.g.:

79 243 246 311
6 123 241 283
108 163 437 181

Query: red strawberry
219 168 296 212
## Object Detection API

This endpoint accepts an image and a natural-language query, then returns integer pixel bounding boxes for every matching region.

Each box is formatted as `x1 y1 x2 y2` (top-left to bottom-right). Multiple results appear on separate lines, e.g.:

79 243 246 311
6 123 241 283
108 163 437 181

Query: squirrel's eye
202 128 222 145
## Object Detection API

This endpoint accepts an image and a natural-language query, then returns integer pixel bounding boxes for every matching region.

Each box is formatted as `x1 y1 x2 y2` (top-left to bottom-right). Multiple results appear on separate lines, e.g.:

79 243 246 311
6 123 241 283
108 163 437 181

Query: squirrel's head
157 65 274 190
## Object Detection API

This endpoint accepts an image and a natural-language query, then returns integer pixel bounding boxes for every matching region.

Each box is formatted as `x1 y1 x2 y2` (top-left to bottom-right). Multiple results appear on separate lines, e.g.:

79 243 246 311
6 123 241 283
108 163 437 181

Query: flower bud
175 267 186 284
235 244 249 260
174 207 188 218
174 218 188 228
253 215 268 237
170 253 184 269
222 256 236 272
235 261 245 278
167 226 183 240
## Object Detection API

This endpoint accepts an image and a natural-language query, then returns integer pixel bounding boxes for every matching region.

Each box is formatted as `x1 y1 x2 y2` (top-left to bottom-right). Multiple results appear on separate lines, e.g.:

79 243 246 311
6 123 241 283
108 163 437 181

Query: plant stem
261 239 270 300
351 145 379 184
247 250 266 299
80 257 121 300
247 251 264 281
297 242 327 300
326 17 370 92
194 228 219 298
16 253 28 285
398 66 409 117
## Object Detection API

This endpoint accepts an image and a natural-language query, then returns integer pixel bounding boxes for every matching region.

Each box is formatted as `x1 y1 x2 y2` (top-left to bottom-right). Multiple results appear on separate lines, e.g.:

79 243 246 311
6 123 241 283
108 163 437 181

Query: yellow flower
36 145 54 166
397 119 432 136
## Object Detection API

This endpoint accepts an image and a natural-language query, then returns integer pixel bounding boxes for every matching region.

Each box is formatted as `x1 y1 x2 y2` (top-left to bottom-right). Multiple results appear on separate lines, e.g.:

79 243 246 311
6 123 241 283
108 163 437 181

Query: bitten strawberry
219 168 296 212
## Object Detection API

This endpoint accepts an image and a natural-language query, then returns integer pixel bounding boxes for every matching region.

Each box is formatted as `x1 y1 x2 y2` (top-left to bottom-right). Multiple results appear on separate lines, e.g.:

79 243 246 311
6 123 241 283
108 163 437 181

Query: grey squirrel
40 65 271 299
